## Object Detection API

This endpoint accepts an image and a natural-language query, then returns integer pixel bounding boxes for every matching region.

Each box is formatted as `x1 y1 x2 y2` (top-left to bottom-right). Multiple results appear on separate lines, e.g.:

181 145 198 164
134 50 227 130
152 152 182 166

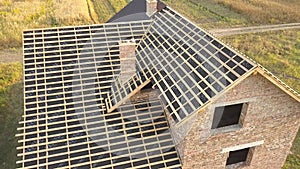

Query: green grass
0 0 92 51
165 0 247 28
283 131 300 169
91 0 128 23
0 0 54 50
0 63 23 169
165 0 300 28
212 0 300 24
108 0 128 13
92 0 116 23
221 29 300 92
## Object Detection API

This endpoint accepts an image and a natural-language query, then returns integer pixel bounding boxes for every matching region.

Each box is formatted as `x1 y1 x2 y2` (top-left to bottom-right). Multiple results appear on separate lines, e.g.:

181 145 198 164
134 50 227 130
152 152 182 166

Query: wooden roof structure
18 20 181 168
136 7 256 124
18 1 299 169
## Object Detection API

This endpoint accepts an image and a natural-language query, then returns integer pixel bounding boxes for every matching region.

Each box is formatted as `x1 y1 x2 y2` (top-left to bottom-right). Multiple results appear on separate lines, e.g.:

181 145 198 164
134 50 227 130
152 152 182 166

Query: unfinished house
17 0 300 168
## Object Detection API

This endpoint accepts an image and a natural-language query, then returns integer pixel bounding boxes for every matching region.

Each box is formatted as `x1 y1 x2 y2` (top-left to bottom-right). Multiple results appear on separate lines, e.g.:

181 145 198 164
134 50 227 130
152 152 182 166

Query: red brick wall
172 73 299 169
119 42 136 83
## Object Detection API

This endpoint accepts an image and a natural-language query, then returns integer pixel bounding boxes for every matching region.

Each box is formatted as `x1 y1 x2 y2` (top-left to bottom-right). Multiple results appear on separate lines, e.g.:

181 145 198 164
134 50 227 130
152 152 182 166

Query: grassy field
0 0 93 51
1 0 298 51
165 0 300 28
0 0 128 54
221 29 300 92
284 131 300 169
92 0 128 23
51 0 94 24
0 63 23 169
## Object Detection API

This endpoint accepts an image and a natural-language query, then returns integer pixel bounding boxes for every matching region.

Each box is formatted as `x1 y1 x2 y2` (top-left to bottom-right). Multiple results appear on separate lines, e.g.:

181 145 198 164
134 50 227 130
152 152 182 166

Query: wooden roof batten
105 73 151 113
19 18 183 168
173 65 259 128
135 5 300 126
173 65 300 130
18 0 300 168
165 5 300 102
135 5 257 124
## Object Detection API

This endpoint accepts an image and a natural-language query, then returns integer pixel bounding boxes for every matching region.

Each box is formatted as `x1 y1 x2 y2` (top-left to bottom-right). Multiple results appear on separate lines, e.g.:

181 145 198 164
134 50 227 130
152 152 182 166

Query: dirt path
0 50 22 63
209 23 300 37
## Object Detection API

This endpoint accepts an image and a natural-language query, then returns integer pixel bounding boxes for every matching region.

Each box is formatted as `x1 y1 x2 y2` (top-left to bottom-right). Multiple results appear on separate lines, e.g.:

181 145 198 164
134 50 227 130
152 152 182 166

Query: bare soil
0 49 22 63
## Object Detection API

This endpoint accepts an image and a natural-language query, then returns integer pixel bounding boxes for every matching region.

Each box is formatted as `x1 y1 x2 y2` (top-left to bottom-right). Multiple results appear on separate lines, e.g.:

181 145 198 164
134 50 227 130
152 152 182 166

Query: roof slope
135 6 256 124
18 21 181 168
107 0 150 23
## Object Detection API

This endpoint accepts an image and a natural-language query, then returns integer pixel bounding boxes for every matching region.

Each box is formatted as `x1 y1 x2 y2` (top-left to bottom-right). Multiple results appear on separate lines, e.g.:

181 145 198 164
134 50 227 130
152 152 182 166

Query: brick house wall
170 73 299 169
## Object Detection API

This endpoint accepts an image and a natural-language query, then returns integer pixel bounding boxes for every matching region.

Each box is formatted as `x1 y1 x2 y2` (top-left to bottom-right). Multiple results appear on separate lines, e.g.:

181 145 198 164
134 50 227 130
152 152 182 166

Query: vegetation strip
86 0 99 24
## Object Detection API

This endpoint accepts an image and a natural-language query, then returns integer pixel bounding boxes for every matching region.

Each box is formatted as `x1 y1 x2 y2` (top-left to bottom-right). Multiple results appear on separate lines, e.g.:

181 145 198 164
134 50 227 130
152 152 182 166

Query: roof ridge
256 65 300 101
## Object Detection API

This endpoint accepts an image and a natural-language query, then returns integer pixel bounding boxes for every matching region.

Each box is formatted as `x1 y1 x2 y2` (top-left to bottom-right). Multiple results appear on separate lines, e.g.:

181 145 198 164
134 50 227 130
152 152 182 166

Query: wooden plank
107 79 151 113
256 67 300 102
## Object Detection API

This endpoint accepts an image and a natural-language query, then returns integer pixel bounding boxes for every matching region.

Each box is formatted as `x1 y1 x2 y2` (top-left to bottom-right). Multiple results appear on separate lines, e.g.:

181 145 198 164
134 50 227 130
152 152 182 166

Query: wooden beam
107 79 151 113
256 67 300 102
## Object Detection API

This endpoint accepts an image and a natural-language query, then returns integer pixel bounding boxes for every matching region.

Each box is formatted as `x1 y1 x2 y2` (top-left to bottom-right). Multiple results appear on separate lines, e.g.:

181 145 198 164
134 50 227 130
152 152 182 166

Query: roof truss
135 7 256 124
18 20 182 168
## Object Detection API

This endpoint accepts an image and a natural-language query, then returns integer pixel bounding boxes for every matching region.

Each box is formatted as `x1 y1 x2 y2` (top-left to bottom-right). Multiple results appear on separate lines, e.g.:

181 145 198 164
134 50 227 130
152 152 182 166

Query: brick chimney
119 39 136 83
146 0 158 16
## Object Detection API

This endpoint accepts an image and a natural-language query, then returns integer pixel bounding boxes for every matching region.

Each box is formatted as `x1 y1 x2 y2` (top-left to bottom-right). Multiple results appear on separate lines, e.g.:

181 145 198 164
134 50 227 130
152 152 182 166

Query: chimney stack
119 39 136 83
146 0 158 16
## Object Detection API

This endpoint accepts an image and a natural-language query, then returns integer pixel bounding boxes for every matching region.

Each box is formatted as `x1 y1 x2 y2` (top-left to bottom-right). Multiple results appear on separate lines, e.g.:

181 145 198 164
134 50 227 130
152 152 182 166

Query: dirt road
0 50 23 63
209 23 300 37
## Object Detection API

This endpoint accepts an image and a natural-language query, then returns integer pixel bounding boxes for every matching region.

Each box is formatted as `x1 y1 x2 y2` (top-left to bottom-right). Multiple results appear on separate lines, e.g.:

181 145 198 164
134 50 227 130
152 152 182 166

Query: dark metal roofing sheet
108 0 150 23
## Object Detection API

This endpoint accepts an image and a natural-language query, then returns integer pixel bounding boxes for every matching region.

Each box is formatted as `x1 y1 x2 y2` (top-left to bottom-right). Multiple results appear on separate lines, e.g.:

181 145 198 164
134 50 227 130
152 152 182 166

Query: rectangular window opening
211 103 245 129
226 148 251 166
